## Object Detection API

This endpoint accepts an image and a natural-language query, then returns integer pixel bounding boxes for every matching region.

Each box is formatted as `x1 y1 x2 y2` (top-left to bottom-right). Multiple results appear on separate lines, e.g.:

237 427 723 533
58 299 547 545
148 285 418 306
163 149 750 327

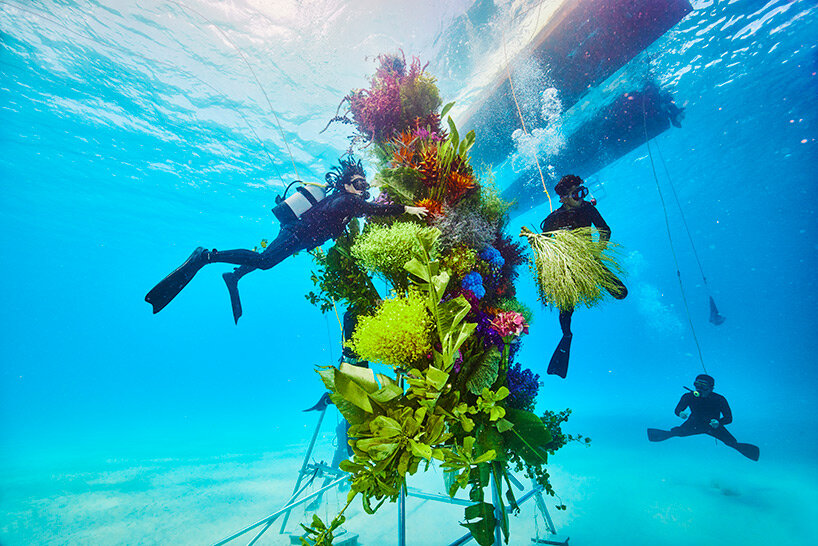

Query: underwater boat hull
463 0 692 167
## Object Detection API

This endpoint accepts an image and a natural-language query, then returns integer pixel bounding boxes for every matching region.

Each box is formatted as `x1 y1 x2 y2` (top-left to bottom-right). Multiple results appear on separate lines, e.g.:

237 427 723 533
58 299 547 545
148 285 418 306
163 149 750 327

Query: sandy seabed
1 436 816 546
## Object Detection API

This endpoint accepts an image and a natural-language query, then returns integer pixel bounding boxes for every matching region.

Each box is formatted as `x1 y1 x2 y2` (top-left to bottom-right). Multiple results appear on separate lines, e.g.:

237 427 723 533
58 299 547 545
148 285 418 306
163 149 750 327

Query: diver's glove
709 419 720 429
678 412 688 419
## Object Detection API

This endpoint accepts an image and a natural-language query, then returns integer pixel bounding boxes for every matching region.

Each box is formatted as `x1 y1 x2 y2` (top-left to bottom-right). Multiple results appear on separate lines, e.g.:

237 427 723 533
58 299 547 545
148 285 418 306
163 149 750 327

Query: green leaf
477 426 506 462
472 449 496 465
328 392 367 425
404 257 430 282
502 409 552 465
415 227 441 257
447 116 459 147
461 502 496 546
369 384 403 404
465 350 499 396
425 365 449 390
370 415 403 438
355 439 399 461
440 101 455 118
339 361 379 393
495 418 514 433
447 322 477 361
431 271 450 297
409 439 433 460
459 130 476 156
334 370 375 413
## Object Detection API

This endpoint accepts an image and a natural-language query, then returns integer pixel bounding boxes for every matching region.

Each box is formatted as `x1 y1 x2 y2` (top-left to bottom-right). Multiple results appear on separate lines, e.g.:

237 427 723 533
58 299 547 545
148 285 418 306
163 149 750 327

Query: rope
501 30 553 212
167 0 301 180
332 300 344 341
654 143 712 291
641 95 707 374
324 311 335 364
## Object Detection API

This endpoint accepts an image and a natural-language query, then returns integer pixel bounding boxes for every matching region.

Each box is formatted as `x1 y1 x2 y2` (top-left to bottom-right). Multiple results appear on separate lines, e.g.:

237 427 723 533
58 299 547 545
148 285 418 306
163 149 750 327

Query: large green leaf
459 129 476 157
328 392 367 425
425 365 449 390
415 228 441 257
477 426 506 463
339 362 380 393
447 116 459 148
461 502 496 546
404 257 430 282
502 409 552 465
465 349 500 395
431 271 450 297
369 384 403 404
335 370 376 413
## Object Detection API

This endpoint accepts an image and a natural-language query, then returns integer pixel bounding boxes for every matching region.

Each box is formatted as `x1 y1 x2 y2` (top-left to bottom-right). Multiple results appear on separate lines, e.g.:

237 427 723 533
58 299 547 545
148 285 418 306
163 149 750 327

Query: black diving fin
647 428 675 442
709 296 726 325
303 392 333 412
736 443 760 461
145 247 208 314
222 271 243 324
547 334 572 379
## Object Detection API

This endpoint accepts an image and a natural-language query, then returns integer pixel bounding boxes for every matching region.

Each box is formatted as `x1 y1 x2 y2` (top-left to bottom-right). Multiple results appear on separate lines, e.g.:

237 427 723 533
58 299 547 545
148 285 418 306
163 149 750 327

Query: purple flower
506 362 540 411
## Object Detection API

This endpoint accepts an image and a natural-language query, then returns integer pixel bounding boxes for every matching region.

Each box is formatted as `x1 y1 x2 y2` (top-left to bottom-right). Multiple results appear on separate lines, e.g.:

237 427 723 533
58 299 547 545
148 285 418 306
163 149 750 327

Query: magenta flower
490 311 529 339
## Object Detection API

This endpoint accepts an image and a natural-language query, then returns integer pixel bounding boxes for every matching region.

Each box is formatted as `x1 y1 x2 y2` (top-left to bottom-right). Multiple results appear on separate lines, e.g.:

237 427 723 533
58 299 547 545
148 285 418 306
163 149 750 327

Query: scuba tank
272 180 326 224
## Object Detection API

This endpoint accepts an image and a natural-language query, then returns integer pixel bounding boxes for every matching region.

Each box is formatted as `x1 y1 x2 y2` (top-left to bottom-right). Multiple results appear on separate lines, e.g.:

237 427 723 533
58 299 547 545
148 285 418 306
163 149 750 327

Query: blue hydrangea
461 271 485 299
480 246 505 268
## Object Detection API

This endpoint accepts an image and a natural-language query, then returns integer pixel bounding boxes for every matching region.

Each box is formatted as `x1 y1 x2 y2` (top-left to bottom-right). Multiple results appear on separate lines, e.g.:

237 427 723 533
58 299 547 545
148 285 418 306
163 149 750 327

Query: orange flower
446 170 476 202
416 198 443 217
389 130 418 168
417 147 441 187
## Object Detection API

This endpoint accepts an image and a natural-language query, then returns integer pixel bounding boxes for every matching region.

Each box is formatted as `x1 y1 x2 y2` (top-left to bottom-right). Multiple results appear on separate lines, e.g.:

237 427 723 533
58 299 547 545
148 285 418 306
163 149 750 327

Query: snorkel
684 374 715 397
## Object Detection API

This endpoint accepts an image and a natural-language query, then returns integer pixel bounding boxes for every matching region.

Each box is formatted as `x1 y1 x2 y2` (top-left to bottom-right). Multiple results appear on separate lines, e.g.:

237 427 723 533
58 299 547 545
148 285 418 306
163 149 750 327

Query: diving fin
303 392 333 412
736 443 759 461
145 247 209 314
547 334 572 379
647 428 675 442
222 271 243 324
709 296 726 325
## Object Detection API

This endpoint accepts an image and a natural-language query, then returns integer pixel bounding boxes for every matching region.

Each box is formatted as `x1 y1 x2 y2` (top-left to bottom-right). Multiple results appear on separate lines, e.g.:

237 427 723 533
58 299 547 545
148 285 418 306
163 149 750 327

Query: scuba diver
539 174 627 378
647 374 760 461
145 157 428 323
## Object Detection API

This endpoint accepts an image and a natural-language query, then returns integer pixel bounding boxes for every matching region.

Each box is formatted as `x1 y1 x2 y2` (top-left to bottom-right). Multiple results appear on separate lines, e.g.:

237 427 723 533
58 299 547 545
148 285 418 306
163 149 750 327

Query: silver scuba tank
272 181 326 224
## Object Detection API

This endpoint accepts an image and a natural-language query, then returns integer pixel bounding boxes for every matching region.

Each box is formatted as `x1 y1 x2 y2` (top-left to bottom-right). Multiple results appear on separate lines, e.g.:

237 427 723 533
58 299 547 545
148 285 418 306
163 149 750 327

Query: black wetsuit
648 392 759 460
209 192 404 276
540 200 612 239
539 201 627 336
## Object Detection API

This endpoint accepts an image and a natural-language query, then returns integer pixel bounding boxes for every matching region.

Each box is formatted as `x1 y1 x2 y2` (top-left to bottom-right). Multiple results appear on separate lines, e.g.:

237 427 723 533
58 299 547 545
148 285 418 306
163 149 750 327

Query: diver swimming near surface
647 374 759 461
145 157 428 323
536 174 628 378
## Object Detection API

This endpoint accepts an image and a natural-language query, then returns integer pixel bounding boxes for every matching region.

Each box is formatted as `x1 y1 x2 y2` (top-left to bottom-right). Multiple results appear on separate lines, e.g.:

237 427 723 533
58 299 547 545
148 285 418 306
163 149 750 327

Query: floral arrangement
303 55 586 546
325 52 442 148
520 226 626 311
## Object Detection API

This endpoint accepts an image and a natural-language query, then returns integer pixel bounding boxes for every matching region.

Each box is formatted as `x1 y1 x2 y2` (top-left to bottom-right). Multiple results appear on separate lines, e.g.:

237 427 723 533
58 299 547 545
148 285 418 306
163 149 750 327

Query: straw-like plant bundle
521 226 625 311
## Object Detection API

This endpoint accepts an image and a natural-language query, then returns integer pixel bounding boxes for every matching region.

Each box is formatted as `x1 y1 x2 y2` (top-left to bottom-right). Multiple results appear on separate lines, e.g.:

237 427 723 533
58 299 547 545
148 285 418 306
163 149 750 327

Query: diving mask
350 175 369 192
571 186 589 200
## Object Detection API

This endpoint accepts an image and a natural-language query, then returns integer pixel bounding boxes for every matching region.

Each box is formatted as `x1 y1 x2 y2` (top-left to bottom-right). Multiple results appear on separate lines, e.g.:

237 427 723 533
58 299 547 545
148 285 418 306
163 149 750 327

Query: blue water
1 1 816 544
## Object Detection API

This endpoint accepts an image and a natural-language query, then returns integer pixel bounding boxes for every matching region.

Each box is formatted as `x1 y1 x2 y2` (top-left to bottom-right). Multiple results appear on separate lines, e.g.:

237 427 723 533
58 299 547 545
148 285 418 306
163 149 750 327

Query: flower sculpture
304 54 585 546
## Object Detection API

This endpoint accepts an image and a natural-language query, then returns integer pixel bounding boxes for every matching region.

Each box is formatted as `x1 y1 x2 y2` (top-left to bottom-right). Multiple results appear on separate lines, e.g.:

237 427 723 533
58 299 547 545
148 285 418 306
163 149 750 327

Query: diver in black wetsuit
538 174 627 378
145 157 428 323
647 374 759 461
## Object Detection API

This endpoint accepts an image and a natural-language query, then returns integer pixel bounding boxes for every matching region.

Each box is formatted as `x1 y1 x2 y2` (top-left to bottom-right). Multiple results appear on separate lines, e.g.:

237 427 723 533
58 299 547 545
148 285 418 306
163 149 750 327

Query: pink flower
489 312 529 338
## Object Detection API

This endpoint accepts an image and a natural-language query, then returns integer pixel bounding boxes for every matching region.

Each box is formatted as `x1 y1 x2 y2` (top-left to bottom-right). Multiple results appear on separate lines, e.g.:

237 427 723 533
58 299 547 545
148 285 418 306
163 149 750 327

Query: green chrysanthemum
349 292 433 368
351 222 439 288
